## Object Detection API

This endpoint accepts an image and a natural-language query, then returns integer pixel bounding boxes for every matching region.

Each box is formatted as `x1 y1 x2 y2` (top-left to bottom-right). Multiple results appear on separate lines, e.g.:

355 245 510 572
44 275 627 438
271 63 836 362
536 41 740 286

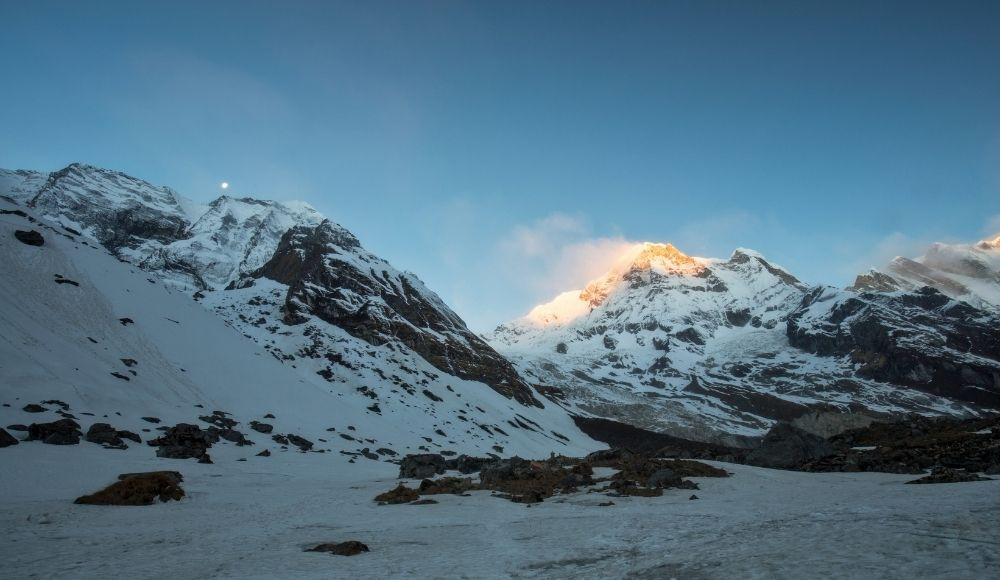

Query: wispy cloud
496 213 634 300
984 214 1000 239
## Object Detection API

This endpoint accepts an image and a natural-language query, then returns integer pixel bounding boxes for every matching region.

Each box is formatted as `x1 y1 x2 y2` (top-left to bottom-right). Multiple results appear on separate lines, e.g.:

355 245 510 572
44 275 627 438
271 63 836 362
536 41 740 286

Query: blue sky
2 0 999 330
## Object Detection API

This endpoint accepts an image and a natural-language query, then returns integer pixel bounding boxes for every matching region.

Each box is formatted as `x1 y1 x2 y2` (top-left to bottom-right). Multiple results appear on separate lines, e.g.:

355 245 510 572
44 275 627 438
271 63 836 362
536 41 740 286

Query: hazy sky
3 1 999 331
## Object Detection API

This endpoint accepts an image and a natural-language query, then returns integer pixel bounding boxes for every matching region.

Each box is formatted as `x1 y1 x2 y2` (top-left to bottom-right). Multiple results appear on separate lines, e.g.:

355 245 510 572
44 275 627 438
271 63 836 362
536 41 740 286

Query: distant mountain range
2 163 998 450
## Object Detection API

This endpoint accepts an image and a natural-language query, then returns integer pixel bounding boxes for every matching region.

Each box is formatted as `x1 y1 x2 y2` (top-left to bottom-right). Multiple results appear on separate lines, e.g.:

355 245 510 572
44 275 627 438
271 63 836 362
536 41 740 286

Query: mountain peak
620 242 705 274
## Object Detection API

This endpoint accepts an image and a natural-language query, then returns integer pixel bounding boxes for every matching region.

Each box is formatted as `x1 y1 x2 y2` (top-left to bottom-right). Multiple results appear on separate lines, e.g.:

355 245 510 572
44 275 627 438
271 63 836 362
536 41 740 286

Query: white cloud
495 212 634 307
983 214 1000 239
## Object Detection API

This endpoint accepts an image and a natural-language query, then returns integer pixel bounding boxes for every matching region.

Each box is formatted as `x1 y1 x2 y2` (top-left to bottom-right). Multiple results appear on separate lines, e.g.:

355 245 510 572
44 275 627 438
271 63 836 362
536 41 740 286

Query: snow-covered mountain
489 242 1000 445
0 164 598 460
852 235 1000 311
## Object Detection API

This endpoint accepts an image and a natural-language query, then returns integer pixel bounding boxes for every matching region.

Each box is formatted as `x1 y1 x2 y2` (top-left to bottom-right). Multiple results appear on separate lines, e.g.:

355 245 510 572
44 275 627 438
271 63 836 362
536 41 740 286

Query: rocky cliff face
787 286 1000 407
252 221 541 407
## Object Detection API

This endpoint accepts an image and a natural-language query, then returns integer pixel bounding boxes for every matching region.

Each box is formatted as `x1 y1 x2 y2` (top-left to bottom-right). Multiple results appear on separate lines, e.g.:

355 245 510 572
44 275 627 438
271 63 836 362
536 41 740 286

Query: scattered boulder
286 434 313 451
85 423 141 449
746 423 833 469
22 404 47 413
445 454 491 474
399 453 447 479
6 424 28 432
75 471 184 505
28 418 82 445
199 412 238 429
0 428 18 447
14 230 44 246
374 484 420 505
147 423 216 459
198 453 214 464
141 416 161 424
409 499 439 505
905 467 991 485
256 449 271 457
249 421 273 434
305 541 369 556
418 477 477 495
207 426 254 446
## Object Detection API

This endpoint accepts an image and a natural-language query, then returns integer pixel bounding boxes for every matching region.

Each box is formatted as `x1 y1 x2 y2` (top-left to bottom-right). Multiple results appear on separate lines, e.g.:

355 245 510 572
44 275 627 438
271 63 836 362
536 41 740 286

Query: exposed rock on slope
255 222 541 407
788 286 1000 407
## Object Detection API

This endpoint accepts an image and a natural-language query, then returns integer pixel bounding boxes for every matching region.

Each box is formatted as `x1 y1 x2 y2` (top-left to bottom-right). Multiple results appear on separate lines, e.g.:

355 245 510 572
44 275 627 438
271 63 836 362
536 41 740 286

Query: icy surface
1 444 997 579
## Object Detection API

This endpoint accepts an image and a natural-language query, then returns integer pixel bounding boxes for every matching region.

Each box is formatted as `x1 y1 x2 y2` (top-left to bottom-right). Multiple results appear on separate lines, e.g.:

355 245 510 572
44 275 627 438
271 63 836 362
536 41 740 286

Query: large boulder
28 419 82 445
85 423 141 449
75 471 185 505
147 423 216 459
746 423 833 469
479 457 534 485
398 453 447 479
14 230 44 246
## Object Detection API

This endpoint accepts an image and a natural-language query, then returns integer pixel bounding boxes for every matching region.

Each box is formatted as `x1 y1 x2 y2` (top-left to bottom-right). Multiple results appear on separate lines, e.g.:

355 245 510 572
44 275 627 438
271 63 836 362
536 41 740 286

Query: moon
220 182 229 190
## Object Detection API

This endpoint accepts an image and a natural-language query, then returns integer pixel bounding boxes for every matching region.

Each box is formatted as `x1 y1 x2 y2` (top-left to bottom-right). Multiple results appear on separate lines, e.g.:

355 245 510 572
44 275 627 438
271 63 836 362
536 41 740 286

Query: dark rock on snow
398 453 447 479
305 541 369 556
147 423 215 459
746 423 833 469
85 423 141 449
75 471 185 505
0 428 19 447
14 229 44 246
28 418 82 445
906 467 991 485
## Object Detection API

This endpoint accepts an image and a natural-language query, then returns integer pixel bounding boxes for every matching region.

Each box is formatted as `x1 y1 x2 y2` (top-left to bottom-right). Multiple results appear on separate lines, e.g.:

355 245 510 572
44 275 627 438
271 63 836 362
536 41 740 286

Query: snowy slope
853 235 1000 311
0 190 599 460
489 243 992 445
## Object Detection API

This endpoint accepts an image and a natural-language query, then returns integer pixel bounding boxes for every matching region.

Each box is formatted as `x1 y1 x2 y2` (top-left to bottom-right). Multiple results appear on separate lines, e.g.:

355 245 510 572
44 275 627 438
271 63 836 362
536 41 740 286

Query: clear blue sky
2 0 999 330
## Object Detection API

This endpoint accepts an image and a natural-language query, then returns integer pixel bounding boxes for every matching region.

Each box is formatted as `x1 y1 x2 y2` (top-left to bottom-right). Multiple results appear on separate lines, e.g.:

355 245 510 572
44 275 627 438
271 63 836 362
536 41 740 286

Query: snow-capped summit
490 239 999 444
852 235 1000 311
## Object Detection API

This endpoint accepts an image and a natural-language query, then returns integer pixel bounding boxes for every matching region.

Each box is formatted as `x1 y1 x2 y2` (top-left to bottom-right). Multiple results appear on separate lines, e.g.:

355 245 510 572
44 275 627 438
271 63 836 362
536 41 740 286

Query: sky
2 0 999 331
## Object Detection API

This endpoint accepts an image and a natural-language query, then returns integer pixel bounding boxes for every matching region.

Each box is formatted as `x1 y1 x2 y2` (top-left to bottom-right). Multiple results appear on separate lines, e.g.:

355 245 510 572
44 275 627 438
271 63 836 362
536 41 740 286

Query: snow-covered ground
2 443 997 579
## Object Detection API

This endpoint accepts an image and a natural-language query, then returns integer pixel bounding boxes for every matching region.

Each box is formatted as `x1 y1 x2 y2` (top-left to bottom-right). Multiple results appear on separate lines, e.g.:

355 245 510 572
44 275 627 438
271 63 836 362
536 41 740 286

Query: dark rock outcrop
746 423 833 469
255 222 541 407
75 471 185 505
14 229 44 246
27 419 82 445
787 286 1000 408
399 453 447 479
905 467 991 484
374 484 420 505
147 423 216 459
85 423 141 449
0 428 18 447
305 541 369 556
